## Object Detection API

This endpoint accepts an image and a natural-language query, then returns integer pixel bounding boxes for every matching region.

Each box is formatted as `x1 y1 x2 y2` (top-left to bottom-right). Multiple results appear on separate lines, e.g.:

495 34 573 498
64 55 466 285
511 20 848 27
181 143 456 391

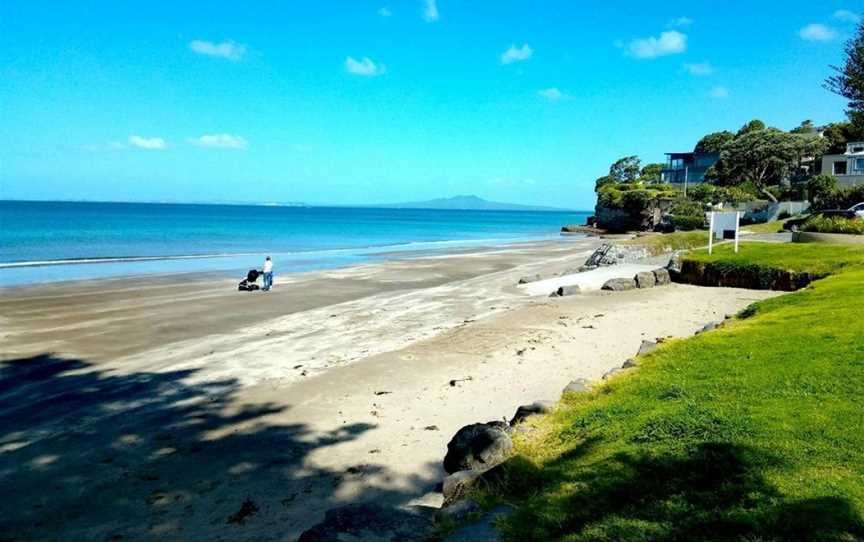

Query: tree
639 163 665 183
737 119 766 136
609 156 641 183
790 120 815 134
825 21 864 128
822 122 863 153
694 131 735 153
710 128 805 201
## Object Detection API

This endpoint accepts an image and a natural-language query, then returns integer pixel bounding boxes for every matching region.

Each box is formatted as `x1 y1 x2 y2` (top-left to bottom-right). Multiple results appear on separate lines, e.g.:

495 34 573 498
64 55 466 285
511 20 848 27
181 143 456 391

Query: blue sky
0 1 861 209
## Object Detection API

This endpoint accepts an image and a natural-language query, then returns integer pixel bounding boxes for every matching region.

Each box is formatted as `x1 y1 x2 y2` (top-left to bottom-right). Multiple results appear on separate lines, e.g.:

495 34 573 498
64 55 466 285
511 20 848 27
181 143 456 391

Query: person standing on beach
262 256 274 291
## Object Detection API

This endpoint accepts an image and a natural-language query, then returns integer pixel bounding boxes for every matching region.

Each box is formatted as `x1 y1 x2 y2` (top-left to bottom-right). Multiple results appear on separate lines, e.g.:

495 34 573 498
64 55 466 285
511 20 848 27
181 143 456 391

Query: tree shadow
0 354 438 541
493 441 864 541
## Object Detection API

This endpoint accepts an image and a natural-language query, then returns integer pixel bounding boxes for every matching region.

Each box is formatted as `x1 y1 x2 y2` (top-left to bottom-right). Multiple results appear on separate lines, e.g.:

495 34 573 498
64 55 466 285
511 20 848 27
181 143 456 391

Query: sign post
709 211 741 254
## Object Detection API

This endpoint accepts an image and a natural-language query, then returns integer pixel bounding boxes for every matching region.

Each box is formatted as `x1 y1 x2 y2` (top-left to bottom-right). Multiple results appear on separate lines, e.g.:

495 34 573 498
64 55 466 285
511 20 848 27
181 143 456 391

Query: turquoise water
0 201 589 286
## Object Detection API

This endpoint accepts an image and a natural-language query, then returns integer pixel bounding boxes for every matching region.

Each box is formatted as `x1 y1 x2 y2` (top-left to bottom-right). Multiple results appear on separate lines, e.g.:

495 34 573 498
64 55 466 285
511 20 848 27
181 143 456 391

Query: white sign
708 211 741 254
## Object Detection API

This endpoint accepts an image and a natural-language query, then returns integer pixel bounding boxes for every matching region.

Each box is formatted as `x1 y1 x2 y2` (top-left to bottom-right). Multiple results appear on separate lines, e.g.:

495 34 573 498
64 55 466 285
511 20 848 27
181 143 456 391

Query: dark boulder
622 358 638 369
443 422 513 474
442 470 482 505
509 400 555 426
436 499 481 523
601 278 637 291
298 504 434 542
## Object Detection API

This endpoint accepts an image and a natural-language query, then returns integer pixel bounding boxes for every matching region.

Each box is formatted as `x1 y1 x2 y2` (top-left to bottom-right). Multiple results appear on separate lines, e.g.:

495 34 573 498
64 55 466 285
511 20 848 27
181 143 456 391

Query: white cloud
345 56 386 76
709 86 729 99
82 141 126 152
627 31 687 59
128 135 166 150
835 10 861 24
537 87 566 101
422 0 439 22
799 24 838 42
189 40 246 61
501 44 533 64
378 7 392 17
669 16 693 27
188 134 248 149
684 61 714 76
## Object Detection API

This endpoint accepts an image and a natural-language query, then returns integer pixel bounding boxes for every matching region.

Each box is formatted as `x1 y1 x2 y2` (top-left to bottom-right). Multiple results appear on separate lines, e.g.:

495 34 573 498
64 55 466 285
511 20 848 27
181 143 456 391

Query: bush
818 185 864 210
673 214 707 231
806 174 838 206
801 215 864 235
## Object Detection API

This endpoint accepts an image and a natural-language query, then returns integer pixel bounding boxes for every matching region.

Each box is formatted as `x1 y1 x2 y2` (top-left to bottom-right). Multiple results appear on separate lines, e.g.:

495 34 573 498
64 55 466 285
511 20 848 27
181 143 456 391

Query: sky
0 1 861 209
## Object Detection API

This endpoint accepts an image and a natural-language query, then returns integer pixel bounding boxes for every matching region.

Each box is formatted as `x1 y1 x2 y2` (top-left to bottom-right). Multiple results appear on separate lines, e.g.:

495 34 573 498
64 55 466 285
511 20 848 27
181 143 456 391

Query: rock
622 358 638 369
601 278 637 291
637 340 658 356
553 285 581 297
509 400 555 426
298 504 434 542
581 243 649 270
696 321 722 335
634 271 656 289
442 470 482 505
443 422 513 474
652 268 671 286
517 274 541 285
441 505 514 542
436 499 481 523
562 378 591 395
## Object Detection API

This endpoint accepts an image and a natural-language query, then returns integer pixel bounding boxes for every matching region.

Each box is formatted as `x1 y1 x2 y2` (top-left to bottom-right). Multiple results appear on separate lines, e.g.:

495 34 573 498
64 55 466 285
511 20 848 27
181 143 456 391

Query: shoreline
0 238 781 540
0 235 583 289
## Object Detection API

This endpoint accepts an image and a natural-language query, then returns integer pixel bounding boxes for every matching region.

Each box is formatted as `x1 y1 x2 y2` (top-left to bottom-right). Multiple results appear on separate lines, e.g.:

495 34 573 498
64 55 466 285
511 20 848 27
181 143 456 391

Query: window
834 161 848 175
855 158 864 171
853 146 864 153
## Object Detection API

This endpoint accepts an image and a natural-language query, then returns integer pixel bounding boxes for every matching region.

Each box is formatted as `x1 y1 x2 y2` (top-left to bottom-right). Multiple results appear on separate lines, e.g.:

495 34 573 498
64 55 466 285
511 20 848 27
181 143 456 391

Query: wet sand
0 238 780 540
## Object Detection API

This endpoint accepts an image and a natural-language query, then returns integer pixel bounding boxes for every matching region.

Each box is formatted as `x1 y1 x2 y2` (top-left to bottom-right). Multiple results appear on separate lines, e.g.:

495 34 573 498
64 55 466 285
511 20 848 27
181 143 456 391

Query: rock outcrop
550 285 581 297
652 268 672 285
581 243 649 271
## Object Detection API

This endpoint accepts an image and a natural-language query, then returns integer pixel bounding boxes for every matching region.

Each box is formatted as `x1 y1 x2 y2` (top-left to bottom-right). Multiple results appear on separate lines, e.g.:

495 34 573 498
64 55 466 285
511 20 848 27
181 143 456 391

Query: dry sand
0 238 780 541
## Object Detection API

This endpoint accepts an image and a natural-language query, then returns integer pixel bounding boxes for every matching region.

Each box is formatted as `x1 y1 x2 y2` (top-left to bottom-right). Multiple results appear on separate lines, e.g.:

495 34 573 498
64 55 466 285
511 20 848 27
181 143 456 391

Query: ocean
0 201 590 286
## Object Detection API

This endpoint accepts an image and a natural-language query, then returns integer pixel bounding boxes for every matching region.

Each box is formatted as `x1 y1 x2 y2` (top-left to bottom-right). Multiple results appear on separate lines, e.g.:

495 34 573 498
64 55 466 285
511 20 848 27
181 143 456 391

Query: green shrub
672 214 707 231
817 184 864 210
806 174 838 206
801 215 864 235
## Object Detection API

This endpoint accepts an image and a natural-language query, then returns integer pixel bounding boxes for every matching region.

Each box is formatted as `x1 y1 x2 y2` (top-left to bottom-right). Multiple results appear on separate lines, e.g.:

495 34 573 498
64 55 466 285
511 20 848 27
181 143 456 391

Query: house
820 142 864 187
661 152 720 185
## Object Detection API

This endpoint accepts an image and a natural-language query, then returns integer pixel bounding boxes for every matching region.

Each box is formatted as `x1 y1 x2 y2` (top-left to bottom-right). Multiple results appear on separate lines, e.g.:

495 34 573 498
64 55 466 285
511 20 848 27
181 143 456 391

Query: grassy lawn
478 242 864 541
620 231 709 256
741 219 792 234
687 242 864 277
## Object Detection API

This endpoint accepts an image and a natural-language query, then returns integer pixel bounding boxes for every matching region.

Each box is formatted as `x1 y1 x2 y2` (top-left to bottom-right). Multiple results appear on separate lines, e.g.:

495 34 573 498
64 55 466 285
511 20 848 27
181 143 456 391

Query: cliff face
595 198 674 232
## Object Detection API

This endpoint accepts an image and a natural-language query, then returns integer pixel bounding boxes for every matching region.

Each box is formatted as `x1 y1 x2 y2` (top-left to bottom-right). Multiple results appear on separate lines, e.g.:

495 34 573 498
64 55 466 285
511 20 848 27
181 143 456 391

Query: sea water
0 201 590 286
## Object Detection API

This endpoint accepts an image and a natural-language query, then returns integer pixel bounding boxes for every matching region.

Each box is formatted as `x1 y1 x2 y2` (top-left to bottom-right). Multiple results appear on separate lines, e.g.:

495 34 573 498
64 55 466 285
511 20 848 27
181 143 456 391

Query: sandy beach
0 238 780 541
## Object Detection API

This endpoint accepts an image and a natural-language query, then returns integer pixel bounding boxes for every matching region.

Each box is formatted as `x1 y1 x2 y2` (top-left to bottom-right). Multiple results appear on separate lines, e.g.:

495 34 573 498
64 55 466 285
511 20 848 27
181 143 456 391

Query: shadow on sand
0 354 438 541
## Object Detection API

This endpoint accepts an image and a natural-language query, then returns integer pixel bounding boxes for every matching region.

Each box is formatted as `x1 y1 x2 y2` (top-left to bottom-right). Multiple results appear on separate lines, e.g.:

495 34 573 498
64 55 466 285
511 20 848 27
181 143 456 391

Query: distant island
369 195 573 212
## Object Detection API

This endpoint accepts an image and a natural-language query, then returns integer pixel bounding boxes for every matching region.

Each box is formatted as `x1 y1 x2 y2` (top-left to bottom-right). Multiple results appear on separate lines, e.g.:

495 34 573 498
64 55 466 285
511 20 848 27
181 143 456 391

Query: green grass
620 231 709 256
741 218 791 234
686 242 864 277
477 243 864 541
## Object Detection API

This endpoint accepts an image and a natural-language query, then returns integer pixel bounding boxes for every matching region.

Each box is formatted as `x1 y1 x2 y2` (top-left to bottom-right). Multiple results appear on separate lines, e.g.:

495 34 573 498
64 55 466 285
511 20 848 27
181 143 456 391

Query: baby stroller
238 269 262 291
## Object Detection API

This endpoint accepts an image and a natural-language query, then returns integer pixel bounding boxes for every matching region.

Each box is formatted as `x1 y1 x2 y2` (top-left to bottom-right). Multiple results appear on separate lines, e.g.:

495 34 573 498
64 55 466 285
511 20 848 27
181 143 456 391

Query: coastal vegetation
593 21 864 233
473 242 864 540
